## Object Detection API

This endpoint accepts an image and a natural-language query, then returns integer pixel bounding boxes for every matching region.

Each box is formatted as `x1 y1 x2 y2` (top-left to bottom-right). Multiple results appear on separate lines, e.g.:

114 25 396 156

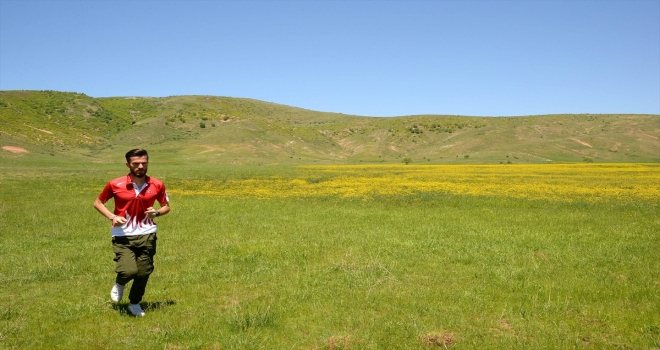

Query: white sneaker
127 303 145 317
110 283 125 302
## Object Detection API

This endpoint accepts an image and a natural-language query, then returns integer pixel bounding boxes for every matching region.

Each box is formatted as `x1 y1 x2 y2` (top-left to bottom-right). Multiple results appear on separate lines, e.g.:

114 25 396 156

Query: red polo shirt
98 174 169 237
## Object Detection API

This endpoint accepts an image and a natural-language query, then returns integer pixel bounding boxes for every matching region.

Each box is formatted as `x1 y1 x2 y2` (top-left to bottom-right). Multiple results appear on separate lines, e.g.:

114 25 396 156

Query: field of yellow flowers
170 163 659 203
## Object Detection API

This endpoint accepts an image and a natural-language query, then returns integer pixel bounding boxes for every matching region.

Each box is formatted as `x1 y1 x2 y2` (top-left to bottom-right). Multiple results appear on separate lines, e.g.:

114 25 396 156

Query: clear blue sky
1 0 658 116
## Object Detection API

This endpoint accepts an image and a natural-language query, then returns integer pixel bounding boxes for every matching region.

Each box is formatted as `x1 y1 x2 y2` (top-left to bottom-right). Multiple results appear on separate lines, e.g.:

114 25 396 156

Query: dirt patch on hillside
199 145 223 154
2 146 29 153
570 138 592 148
556 145 589 156
26 125 53 134
640 132 659 140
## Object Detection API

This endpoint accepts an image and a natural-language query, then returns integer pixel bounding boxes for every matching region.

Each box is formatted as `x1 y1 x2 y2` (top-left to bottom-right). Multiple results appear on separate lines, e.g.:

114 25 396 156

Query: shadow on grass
143 300 176 312
110 300 177 317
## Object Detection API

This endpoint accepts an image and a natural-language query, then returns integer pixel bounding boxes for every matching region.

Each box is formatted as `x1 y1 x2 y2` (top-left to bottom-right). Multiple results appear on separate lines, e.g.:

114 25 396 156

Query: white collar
132 180 148 196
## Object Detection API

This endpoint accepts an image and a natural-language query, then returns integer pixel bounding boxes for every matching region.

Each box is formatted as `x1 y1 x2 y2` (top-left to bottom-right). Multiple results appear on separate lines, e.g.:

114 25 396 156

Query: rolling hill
1 90 658 164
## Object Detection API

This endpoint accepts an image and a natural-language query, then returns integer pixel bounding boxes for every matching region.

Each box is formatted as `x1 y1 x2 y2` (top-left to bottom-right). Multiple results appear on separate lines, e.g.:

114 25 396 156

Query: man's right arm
94 198 126 227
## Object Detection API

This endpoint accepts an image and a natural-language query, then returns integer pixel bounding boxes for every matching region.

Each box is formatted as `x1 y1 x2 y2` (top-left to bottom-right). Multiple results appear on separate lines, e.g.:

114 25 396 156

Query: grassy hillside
1 90 658 164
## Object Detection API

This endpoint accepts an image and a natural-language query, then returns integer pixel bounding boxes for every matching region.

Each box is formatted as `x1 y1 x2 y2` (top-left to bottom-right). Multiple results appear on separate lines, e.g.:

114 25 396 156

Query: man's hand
145 207 159 219
112 215 127 227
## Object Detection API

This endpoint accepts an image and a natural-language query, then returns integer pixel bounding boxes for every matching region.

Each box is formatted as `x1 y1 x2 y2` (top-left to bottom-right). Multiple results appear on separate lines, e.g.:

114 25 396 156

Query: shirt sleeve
157 184 169 206
97 182 114 203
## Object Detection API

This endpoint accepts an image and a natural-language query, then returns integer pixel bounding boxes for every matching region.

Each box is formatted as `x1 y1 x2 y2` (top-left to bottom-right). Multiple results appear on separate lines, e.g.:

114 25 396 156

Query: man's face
126 155 148 178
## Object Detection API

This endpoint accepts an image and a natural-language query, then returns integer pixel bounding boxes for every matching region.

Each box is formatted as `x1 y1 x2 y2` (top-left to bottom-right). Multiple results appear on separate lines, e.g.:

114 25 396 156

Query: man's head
125 149 149 179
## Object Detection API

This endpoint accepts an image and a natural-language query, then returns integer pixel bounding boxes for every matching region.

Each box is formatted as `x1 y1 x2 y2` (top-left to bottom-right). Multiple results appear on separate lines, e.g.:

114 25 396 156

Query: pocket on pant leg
135 234 157 276
112 237 138 278
135 251 155 276
147 234 157 257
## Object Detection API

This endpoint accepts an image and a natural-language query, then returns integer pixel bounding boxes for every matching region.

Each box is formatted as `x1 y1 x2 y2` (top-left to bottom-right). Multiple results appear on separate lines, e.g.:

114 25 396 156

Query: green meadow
1 158 658 349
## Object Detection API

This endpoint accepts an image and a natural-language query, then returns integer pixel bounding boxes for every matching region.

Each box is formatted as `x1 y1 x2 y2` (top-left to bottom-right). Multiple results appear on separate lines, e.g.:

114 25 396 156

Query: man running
93 148 170 317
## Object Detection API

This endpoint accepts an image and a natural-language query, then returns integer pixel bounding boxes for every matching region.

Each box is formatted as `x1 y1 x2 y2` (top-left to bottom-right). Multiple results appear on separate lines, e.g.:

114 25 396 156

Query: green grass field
1 159 658 349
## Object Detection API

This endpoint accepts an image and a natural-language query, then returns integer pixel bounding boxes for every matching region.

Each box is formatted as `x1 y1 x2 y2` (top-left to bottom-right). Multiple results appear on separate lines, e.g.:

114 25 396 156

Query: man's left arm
146 202 170 219
145 183 170 219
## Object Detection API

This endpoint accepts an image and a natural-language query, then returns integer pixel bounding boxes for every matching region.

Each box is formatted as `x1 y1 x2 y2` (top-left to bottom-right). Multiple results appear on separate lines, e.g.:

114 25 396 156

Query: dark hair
125 148 149 163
